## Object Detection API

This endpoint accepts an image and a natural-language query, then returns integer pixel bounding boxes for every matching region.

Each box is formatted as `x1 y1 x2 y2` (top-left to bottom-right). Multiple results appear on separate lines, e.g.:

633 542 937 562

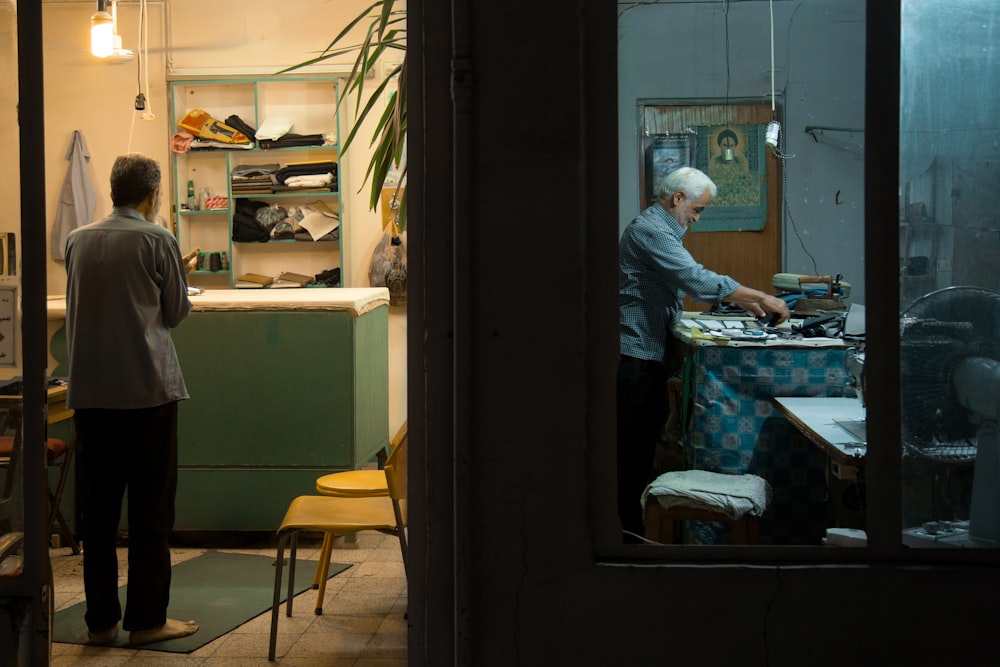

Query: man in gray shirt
617 167 789 540
65 153 198 645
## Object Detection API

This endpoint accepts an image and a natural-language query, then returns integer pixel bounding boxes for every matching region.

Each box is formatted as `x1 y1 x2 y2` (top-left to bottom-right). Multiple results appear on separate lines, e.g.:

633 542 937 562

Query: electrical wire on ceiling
724 0 731 126
764 0 786 156
139 0 152 120
126 0 154 153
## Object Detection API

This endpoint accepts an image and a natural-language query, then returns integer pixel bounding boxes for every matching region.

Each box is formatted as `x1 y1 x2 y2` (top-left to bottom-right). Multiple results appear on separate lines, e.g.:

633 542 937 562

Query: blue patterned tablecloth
681 344 850 545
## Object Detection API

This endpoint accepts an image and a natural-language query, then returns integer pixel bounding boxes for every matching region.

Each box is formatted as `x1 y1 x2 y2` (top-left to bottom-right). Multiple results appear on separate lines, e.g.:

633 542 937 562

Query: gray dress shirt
65 207 192 409
619 203 740 362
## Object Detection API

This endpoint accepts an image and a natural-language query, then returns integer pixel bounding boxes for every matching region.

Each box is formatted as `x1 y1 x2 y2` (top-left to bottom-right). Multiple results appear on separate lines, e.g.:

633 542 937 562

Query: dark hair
110 154 161 207
716 129 739 147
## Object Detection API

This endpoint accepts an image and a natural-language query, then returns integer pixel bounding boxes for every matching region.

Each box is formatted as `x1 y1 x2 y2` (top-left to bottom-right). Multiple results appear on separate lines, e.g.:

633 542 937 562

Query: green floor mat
53 550 351 653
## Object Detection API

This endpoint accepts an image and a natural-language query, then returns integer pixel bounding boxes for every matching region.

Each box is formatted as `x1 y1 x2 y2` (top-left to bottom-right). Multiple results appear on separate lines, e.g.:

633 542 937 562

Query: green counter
49 288 390 532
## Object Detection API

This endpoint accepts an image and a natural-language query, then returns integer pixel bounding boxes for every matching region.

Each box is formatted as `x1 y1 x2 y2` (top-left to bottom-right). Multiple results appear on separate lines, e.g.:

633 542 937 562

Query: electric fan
900 285 1000 542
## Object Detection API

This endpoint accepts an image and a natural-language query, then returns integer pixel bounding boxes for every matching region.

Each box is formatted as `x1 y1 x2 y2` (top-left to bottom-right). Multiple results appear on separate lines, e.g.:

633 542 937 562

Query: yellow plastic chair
310 422 407 590
268 436 407 662
314 421 406 497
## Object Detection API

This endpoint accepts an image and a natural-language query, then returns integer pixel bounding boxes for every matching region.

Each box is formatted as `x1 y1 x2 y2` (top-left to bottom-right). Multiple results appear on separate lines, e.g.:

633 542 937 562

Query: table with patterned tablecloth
673 317 851 544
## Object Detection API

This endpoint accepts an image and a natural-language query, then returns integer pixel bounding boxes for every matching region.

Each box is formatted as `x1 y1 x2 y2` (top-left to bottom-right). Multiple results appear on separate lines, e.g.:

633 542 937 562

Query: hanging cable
769 0 776 118
140 0 154 120
764 0 784 152
724 0 731 126
783 162 819 276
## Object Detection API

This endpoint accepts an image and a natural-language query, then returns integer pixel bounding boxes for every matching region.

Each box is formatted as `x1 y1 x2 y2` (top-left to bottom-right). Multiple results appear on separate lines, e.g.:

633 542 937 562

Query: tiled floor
48 531 408 666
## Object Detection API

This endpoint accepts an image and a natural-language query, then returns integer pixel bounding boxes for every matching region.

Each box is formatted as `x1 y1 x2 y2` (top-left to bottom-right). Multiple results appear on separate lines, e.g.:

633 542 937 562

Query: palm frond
278 0 406 231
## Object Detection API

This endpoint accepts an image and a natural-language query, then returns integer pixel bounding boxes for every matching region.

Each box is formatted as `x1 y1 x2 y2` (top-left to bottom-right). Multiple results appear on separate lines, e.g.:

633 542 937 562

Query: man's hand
182 248 200 274
728 287 791 325
758 294 791 325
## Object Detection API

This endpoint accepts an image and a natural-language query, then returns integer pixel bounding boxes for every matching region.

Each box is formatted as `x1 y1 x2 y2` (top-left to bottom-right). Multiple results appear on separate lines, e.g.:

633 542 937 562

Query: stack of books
270 272 316 288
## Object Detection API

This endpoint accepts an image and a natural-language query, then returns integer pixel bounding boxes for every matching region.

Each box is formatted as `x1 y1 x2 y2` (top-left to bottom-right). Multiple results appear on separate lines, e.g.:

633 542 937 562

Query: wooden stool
0 435 80 554
644 502 761 544
642 470 770 545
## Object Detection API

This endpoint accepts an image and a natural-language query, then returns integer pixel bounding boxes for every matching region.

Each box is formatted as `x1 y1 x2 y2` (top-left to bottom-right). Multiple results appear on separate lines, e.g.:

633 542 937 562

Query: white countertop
773 396 867 461
48 287 390 319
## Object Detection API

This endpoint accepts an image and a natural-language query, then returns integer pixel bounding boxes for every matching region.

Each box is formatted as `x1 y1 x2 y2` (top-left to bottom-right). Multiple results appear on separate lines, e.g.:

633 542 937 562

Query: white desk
773 396 866 480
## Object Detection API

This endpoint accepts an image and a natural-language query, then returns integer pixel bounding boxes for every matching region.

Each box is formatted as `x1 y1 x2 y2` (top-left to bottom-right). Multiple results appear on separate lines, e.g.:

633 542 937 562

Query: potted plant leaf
280 0 407 231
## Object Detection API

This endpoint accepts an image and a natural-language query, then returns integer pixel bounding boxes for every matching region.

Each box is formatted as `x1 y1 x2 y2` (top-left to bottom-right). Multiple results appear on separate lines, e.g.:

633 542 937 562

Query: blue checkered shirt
619 203 740 361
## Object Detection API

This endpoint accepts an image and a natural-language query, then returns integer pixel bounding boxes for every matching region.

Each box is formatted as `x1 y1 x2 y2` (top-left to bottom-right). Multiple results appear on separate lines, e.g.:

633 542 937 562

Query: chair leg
47 489 80 555
49 441 80 554
314 532 335 615
395 527 408 575
286 532 298 618
268 534 289 662
312 532 333 589
392 500 407 574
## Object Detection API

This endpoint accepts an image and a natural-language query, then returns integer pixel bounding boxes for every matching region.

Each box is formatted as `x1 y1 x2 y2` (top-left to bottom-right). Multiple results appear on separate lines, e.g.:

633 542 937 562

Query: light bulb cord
769 0 776 119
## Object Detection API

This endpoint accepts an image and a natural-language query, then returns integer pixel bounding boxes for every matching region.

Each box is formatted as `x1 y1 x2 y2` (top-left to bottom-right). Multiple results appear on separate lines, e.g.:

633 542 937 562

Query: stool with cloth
641 469 771 544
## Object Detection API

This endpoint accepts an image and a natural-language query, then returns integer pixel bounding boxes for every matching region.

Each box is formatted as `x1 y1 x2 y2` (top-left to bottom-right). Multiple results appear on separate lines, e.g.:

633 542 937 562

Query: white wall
4 0 406 434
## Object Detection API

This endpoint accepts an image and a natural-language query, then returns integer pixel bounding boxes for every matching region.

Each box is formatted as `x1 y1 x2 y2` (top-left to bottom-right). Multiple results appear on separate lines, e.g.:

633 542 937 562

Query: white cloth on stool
641 470 770 520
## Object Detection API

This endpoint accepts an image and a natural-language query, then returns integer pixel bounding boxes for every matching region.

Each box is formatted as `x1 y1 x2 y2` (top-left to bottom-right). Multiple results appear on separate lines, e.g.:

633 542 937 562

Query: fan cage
900 286 1000 463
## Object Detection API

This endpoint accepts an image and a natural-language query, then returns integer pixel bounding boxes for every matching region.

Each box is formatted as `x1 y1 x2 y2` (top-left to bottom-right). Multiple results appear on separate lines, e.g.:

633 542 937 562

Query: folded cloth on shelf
232 199 272 242
231 163 280 179
258 133 327 150
284 173 334 188
231 181 275 194
271 185 333 194
191 139 254 151
274 161 338 183
641 470 771 520
314 267 341 287
294 227 339 242
270 221 295 240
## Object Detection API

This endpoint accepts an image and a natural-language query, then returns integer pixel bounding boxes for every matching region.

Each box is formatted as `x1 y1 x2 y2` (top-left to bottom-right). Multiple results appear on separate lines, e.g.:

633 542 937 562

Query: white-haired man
617 167 789 541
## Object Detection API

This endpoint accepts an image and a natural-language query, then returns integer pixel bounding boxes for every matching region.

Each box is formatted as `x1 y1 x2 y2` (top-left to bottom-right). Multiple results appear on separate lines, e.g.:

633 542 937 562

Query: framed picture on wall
690 123 768 233
642 134 697 208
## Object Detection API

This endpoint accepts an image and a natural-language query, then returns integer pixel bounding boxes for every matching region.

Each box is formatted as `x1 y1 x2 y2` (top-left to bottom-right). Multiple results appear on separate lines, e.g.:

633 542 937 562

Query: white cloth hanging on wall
51 130 97 261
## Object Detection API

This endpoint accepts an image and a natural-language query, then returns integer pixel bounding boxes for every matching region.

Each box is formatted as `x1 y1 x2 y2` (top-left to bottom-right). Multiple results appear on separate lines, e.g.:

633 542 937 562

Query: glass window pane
899 0 1000 548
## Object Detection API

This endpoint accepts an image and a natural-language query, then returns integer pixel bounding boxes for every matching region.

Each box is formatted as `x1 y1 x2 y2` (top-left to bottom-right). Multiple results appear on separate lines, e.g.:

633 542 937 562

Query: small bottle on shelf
187 180 198 210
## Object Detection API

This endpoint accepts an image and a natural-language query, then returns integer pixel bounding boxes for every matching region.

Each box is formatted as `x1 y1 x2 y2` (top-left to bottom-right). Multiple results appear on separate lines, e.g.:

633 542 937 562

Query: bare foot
87 622 119 645
128 618 199 645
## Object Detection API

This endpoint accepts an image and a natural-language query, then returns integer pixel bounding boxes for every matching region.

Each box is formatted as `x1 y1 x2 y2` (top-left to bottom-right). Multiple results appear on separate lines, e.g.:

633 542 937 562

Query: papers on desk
681 317 749 330
673 312 846 348
678 318 777 341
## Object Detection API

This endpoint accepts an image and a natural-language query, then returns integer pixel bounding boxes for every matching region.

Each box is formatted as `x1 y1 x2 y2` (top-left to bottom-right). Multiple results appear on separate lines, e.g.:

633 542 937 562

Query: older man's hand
182 248 200 274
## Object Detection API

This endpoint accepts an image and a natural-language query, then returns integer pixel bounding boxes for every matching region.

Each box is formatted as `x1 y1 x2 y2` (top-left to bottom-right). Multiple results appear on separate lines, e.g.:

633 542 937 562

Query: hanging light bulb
765 120 781 148
91 1 114 58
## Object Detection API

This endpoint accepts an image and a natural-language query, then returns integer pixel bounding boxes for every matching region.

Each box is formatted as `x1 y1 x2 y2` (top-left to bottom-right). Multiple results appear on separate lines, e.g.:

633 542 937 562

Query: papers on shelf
297 201 340 241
